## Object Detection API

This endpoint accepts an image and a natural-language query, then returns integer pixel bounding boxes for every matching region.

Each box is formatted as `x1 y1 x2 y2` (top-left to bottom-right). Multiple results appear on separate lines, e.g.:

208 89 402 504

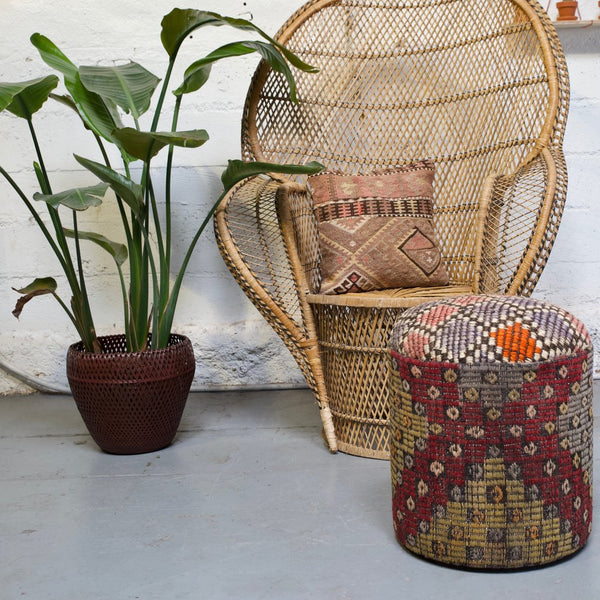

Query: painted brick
1 0 599 392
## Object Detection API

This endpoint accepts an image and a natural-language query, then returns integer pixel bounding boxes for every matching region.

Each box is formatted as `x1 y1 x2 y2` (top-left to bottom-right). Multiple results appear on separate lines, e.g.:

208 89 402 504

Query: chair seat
307 285 473 308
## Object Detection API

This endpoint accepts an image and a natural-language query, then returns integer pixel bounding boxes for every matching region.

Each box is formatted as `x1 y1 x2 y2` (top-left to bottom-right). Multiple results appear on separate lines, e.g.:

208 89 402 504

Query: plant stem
158 189 226 343
150 59 176 133
52 291 79 330
27 117 98 350
0 166 65 267
144 62 178 348
27 118 52 193
0 165 98 350
71 210 97 346
120 160 135 247
165 94 183 273
28 119 79 285
127 217 149 351
93 132 134 247
116 264 130 349
145 173 166 275
144 174 162 349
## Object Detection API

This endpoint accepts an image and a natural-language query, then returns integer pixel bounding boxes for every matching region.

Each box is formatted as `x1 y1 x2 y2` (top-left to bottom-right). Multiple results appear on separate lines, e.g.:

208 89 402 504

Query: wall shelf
553 19 600 28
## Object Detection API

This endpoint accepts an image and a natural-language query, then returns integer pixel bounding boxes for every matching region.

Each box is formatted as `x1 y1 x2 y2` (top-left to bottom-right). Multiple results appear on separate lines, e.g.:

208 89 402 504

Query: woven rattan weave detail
214 0 569 456
67 334 195 454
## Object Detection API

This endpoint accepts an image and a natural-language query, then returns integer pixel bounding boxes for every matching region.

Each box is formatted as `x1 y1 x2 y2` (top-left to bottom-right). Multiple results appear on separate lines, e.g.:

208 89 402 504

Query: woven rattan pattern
67 335 195 454
214 0 569 456
243 0 568 292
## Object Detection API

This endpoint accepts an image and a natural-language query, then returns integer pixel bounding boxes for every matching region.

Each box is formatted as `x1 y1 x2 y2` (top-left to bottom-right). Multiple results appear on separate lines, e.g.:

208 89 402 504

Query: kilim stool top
388 295 593 569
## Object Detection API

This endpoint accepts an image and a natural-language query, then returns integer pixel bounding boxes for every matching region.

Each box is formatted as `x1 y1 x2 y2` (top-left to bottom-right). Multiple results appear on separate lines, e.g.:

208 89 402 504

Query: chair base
311 287 472 458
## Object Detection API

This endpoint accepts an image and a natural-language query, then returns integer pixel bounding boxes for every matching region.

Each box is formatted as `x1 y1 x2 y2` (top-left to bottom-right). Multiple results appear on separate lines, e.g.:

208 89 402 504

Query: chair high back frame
215 0 569 458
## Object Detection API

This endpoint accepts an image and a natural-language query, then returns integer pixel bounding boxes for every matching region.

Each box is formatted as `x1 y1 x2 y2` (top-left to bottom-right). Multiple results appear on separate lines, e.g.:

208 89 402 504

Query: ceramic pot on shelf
556 1 579 21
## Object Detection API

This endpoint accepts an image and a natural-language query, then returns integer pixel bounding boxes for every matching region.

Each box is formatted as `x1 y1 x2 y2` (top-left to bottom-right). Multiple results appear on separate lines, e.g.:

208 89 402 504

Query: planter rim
67 333 195 385
68 333 191 359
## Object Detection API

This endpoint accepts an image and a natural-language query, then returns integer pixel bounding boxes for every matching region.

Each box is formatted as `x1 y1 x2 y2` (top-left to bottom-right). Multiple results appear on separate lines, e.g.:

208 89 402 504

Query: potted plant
556 1 579 20
0 8 322 454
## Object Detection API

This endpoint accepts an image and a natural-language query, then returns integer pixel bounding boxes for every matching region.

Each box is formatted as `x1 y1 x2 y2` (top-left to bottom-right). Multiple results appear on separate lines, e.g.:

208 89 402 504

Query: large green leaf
79 63 160 120
50 95 136 163
12 277 58 319
30 34 122 147
33 182 109 211
0 76 59 117
64 228 128 266
161 9 250 58
30 34 78 79
74 155 143 216
175 41 297 100
48 93 94 132
0 82 26 112
33 161 51 194
160 9 318 75
221 159 324 193
112 127 209 161
174 64 214 97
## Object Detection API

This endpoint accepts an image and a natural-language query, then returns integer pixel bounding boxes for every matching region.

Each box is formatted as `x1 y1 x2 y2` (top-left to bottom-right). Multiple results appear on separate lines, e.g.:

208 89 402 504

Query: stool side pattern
389 348 593 569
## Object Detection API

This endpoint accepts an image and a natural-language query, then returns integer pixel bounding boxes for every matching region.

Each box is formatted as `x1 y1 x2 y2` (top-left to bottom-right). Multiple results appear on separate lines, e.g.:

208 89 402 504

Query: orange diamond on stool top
490 321 541 362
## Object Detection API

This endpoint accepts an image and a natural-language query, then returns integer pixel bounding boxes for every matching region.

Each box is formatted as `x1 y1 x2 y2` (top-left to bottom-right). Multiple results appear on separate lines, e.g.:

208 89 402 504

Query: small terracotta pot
556 1 579 21
67 334 195 454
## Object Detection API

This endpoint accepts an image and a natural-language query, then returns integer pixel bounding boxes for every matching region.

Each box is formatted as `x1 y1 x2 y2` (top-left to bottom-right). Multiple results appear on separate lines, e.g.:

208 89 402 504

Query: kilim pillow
308 161 449 295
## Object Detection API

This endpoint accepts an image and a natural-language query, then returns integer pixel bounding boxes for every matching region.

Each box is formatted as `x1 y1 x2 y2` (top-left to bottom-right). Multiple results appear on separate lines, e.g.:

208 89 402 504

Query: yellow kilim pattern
394 457 583 567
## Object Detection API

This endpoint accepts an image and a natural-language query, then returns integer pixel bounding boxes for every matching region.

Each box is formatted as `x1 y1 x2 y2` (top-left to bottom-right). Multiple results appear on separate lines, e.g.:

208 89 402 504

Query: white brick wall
536 0 600 373
0 1 599 394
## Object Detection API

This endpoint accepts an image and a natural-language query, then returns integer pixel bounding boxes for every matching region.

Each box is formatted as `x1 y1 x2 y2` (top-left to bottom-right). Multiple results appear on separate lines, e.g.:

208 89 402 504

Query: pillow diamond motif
399 227 442 276
309 161 449 295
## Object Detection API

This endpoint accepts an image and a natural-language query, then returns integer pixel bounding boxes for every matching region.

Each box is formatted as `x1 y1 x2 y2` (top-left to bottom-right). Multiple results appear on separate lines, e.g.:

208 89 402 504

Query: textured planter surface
67 334 195 454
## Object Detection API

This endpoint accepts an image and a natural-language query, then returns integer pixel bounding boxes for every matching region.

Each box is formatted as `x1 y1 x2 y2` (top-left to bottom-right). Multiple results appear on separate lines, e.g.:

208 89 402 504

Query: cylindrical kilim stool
388 295 593 569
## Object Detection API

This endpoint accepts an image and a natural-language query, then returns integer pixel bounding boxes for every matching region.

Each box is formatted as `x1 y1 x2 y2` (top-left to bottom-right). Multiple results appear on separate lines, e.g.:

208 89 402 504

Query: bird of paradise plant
0 8 322 353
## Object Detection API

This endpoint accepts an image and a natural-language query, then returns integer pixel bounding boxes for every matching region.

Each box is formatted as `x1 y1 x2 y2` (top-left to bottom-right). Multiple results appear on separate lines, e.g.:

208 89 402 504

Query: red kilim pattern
389 297 593 569
390 349 593 568
315 196 434 222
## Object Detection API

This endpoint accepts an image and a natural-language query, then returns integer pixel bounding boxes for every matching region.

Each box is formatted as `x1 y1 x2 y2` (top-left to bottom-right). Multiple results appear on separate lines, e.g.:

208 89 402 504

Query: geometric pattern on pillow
309 161 450 295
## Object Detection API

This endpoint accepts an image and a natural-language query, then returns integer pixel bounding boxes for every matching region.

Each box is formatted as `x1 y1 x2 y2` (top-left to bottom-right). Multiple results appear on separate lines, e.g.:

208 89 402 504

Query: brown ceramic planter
67 334 195 454
556 1 579 21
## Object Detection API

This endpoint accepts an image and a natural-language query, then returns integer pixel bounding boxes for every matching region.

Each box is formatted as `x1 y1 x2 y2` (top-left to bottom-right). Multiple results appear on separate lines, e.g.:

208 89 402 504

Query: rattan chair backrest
241 0 568 288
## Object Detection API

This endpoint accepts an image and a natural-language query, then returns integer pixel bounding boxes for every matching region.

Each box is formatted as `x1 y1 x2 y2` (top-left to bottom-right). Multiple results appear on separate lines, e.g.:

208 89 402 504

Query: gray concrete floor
1 386 599 600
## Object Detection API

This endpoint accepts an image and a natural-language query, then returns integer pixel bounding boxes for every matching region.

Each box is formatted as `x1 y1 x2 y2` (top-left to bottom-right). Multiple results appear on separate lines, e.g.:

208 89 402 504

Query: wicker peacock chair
214 0 570 458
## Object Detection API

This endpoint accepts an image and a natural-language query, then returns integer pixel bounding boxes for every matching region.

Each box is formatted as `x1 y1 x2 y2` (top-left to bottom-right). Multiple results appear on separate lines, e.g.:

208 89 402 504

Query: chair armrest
214 175 338 451
473 146 567 296
276 180 321 294
214 175 306 338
